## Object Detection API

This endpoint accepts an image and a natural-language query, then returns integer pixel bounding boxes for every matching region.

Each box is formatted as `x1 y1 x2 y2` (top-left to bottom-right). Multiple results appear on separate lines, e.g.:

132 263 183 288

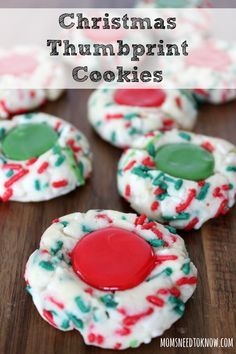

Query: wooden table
0 90 235 354
0 1 235 354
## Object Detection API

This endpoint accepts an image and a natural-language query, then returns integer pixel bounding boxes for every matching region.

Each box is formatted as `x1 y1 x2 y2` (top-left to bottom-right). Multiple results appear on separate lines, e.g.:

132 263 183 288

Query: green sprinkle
164 175 176 183
39 261 55 271
165 225 177 234
68 314 84 329
226 166 236 172
75 296 91 313
163 213 190 221
228 183 234 190
24 113 34 119
169 296 185 316
95 121 102 127
111 131 116 143
178 131 191 141
147 142 156 157
51 241 63 255
53 145 61 155
0 127 6 139
132 166 151 179
55 154 66 167
60 221 69 227
174 304 185 316
100 294 118 308
146 267 172 282
61 319 70 329
25 285 31 293
164 267 173 276
156 193 168 201
6 170 14 178
197 182 210 200
82 225 93 233
175 179 183 190
181 262 190 275
124 113 137 120
130 340 139 348
153 179 168 190
34 179 41 191
148 239 164 247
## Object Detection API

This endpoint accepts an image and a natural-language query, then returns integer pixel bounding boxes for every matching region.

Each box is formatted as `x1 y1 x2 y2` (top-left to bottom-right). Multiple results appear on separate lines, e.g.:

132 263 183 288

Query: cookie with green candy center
117 129 236 230
0 113 92 202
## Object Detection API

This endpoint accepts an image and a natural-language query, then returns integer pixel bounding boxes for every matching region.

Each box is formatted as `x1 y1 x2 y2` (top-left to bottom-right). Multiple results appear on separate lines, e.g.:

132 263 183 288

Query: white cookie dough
0 113 92 202
117 129 236 229
88 87 197 148
162 39 236 104
0 46 65 118
25 209 197 350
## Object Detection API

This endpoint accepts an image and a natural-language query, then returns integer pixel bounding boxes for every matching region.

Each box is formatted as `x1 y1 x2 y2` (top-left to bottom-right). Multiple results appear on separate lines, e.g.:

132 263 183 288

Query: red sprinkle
152 227 163 239
135 214 147 226
116 327 131 336
215 199 229 217
105 113 123 120
1 188 13 202
176 189 196 213
2 163 22 170
169 287 181 298
114 343 122 350
4 169 29 188
146 295 164 307
123 160 136 172
175 96 182 109
43 309 56 327
201 141 214 153
157 288 169 295
37 162 49 174
154 187 165 196
184 217 199 231
222 184 230 191
125 184 131 198
26 157 38 166
96 213 113 223
155 255 178 264
67 139 81 153
176 276 198 286
142 157 155 168
123 307 154 326
48 296 64 309
88 333 96 343
52 180 68 188
213 187 223 198
151 201 159 212
163 119 174 128
142 221 156 230
52 218 59 224
198 181 205 187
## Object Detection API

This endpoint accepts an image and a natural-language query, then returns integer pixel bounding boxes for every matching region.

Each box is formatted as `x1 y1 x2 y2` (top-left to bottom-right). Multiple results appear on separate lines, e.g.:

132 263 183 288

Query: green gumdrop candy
155 143 215 181
2 123 58 161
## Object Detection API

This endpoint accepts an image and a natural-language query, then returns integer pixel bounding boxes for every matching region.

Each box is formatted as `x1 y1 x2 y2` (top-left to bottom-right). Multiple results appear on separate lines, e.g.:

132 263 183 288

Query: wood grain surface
0 90 235 354
0 1 236 353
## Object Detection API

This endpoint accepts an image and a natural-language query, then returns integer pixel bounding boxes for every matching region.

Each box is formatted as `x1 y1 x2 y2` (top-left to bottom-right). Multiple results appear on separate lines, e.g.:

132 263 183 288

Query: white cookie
117 129 236 229
0 113 92 202
0 46 65 118
25 209 197 350
88 87 197 148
